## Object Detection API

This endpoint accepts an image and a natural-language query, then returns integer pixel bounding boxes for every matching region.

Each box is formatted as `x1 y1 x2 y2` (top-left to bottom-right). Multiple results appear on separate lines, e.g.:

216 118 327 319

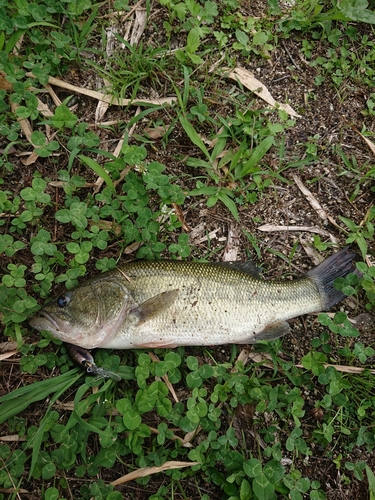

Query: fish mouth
30 311 66 334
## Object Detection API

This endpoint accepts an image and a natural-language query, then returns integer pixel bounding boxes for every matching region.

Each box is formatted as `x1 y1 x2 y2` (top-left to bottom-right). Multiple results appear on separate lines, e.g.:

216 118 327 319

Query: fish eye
57 293 71 308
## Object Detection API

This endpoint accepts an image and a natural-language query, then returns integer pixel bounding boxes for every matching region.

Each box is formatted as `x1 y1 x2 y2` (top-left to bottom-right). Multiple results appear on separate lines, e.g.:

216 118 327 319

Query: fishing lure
65 343 121 381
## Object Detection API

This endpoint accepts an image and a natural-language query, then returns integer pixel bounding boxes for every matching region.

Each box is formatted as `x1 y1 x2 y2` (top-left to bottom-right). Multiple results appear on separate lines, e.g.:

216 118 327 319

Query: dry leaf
354 129 375 155
0 341 18 352
21 151 40 166
111 461 200 485
257 224 332 237
292 174 328 220
46 83 62 106
143 125 168 140
0 351 18 362
0 71 13 91
130 9 147 45
224 67 301 118
296 363 375 375
10 102 33 142
222 225 240 261
36 97 54 117
172 203 190 232
0 435 26 442
26 72 176 106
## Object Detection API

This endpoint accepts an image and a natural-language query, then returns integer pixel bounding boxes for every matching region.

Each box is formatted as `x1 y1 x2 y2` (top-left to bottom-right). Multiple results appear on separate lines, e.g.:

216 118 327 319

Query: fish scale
29 248 357 349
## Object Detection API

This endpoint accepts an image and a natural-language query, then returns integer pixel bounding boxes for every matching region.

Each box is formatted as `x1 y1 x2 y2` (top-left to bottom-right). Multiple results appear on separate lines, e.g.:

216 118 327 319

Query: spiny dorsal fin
215 261 263 278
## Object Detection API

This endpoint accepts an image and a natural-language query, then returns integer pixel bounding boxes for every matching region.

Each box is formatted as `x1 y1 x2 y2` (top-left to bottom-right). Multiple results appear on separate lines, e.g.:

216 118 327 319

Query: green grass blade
366 465 375 500
239 136 274 178
218 191 239 221
179 116 211 160
78 155 115 192
29 371 83 478
0 369 81 424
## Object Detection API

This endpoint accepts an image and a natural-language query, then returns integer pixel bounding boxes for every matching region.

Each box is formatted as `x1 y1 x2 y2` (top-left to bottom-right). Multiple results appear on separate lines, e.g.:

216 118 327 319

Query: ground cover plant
0 0 375 498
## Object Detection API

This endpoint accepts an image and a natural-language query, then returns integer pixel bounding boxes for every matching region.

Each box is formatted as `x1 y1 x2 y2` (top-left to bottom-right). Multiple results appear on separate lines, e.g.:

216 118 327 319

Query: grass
0 0 375 499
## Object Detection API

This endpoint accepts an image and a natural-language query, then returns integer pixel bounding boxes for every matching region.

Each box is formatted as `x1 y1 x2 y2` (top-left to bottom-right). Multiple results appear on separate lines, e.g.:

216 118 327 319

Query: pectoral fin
130 289 179 326
238 321 291 344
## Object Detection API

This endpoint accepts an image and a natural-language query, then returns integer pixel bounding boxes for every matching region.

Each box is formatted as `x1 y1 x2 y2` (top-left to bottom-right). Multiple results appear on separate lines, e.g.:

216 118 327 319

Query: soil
0 1 374 499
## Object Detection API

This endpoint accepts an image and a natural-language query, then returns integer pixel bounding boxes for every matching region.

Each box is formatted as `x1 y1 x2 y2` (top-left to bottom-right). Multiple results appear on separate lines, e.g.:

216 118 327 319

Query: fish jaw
29 307 128 349
29 310 72 339
29 310 100 347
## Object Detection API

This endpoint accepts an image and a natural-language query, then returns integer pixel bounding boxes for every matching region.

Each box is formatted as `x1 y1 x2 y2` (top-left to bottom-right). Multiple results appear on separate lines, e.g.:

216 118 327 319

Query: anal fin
134 340 178 348
238 321 291 344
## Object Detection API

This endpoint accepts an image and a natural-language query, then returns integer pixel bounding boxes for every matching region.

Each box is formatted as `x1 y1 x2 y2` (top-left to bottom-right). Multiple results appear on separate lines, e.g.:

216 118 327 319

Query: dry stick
292 174 342 233
281 40 301 71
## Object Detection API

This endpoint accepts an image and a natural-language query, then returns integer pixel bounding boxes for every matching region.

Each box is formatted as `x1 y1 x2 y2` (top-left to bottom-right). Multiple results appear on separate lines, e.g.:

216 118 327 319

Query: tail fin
307 247 358 309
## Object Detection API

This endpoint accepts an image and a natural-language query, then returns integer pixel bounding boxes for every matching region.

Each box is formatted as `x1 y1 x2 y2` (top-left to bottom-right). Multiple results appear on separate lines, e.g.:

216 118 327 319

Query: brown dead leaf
224 67 301 118
0 351 18 362
111 461 200 486
354 128 375 155
292 175 342 233
296 363 375 375
46 83 62 106
143 125 168 140
21 151 40 166
257 223 332 237
87 219 122 236
292 174 328 220
0 341 18 352
0 71 12 91
222 225 240 261
172 203 191 232
26 72 176 106
0 435 26 442
10 102 33 142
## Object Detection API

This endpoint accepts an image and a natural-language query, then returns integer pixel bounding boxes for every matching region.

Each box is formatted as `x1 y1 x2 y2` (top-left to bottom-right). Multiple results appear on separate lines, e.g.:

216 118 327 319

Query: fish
29 247 357 350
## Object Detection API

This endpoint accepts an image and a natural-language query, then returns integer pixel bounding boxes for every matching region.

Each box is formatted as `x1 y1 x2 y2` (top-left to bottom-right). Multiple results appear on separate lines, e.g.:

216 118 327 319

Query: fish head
29 278 134 348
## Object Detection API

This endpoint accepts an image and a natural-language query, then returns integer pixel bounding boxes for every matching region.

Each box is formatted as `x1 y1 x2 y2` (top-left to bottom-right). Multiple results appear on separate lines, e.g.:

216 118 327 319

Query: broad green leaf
253 31 268 45
338 0 375 23
243 458 262 478
253 472 275 500
51 104 78 128
187 27 200 53
236 29 249 46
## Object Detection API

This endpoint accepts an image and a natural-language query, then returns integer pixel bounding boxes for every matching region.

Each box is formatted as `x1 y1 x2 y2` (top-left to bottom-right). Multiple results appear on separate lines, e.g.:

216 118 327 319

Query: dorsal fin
215 261 263 278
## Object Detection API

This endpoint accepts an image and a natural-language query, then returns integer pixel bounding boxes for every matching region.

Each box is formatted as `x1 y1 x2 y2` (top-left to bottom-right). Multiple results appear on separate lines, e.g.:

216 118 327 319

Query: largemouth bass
30 248 357 349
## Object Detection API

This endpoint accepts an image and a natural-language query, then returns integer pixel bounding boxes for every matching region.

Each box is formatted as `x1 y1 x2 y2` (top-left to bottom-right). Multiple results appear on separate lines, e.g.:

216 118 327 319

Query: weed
0 0 374 498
